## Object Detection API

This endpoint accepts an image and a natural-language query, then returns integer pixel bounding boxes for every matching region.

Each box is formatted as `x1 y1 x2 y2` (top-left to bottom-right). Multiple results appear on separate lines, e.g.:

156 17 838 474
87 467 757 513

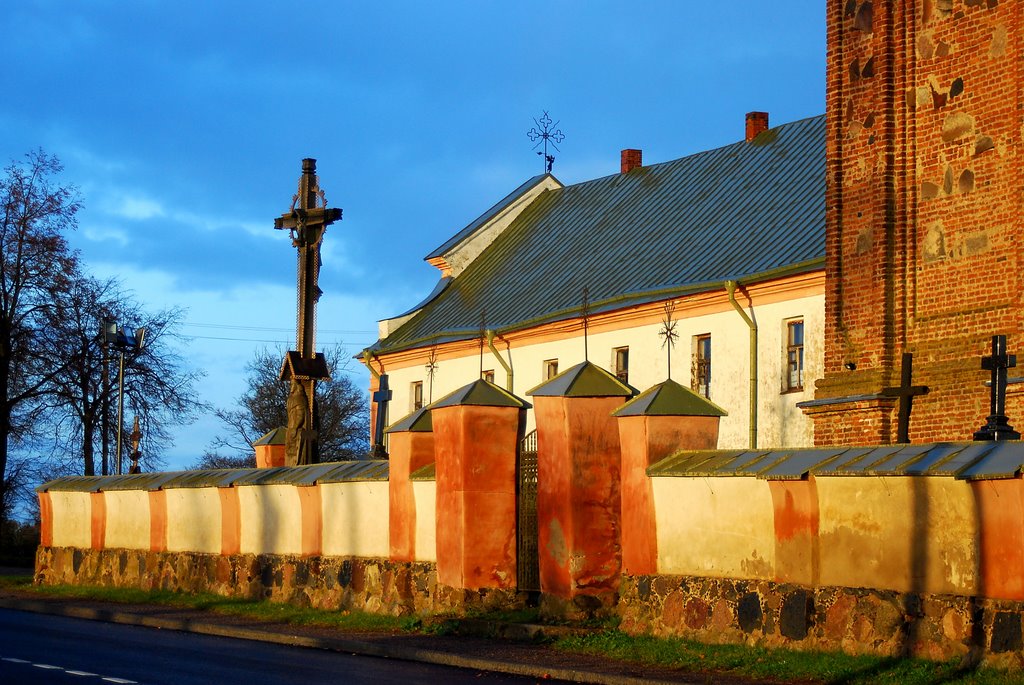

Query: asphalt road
0 608 557 685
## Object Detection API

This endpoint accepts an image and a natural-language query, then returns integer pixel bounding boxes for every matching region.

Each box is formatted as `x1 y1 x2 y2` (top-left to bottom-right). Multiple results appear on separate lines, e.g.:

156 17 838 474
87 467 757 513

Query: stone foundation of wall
35 546 441 615
621 574 1024 669
34 546 532 617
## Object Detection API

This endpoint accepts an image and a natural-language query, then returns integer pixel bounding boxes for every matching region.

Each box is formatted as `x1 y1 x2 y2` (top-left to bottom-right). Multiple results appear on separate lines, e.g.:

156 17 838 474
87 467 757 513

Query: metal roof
613 378 727 417
527 361 636 398
38 461 390 493
386 407 433 433
647 442 1024 481
372 115 825 355
429 378 530 409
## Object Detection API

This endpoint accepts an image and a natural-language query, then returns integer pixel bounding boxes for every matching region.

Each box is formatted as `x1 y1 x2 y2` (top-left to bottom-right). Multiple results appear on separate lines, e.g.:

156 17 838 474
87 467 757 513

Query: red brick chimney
745 112 769 142
621 149 642 174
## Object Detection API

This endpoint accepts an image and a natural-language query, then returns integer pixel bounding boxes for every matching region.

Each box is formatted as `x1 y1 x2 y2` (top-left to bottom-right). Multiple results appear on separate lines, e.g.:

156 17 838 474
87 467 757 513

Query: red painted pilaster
433 403 522 590
535 395 625 603
389 429 435 562
768 477 820 587
298 485 323 557
972 477 1024 601
148 490 167 552
218 487 241 556
38 492 53 548
90 492 106 550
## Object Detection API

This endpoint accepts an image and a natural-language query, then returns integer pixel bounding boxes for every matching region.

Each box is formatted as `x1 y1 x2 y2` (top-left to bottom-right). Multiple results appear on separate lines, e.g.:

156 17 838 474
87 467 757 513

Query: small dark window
613 347 629 384
544 359 559 380
411 381 424 410
693 334 711 398
482 369 495 383
785 319 805 392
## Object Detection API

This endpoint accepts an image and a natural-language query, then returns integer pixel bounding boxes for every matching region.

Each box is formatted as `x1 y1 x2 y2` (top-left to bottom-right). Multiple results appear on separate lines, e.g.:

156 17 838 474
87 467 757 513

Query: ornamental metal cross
371 374 392 458
425 346 439 403
659 301 679 380
274 159 342 465
974 335 1021 441
580 287 591 362
880 352 929 443
527 111 565 174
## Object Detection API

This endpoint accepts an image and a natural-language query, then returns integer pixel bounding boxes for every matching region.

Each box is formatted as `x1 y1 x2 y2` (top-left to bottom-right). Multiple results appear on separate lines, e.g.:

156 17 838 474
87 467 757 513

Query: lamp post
102 319 146 475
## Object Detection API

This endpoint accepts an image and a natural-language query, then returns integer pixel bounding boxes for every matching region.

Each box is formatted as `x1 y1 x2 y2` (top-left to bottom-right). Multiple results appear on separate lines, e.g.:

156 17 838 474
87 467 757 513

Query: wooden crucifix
881 352 929 443
974 335 1021 441
275 158 342 466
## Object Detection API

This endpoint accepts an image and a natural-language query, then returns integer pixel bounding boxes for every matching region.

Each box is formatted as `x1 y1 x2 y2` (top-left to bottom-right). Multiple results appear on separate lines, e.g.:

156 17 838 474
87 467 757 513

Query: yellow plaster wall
817 477 979 595
379 290 823 449
49 491 92 549
165 488 222 554
238 484 302 556
652 476 776 579
103 490 151 550
412 480 437 562
321 482 389 558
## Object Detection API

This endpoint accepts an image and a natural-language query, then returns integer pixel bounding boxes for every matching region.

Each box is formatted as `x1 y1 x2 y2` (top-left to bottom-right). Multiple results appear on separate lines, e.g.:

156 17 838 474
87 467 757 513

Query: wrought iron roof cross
659 301 679 380
580 287 591 362
425 345 439 403
527 111 565 174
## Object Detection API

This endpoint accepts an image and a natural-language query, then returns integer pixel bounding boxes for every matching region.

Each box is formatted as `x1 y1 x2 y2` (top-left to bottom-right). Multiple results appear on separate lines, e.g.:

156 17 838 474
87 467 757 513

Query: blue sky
1 1 825 469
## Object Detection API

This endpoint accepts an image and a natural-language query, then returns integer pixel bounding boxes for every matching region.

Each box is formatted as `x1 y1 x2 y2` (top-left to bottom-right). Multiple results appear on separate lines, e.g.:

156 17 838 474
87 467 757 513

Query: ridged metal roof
38 461 390 492
646 441 1024 481
373 115 825 354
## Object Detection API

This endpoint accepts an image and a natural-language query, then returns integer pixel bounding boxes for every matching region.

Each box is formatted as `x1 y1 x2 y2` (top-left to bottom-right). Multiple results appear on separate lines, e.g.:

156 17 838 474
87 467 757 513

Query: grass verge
555 631 1019 685
3 578 1021 683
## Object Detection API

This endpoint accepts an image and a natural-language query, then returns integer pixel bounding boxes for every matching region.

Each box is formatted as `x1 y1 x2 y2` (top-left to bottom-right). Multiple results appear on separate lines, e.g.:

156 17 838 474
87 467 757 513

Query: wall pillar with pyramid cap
613 380 726 576
386 408 434 562
430 379 528 592
253 428 287 468
528 361 635 613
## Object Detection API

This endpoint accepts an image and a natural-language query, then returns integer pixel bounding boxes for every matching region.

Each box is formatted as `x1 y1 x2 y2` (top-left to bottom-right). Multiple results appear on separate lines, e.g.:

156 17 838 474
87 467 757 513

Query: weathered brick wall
812 0 1024 444
620 574 1024 670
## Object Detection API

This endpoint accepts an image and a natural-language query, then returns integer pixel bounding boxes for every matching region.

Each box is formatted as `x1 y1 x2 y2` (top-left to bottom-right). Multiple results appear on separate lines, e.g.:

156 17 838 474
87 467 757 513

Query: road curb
0 597 693 685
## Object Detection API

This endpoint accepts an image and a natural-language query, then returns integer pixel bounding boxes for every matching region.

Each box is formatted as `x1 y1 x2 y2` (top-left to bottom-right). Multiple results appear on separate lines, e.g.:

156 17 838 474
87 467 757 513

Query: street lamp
102 319 147 475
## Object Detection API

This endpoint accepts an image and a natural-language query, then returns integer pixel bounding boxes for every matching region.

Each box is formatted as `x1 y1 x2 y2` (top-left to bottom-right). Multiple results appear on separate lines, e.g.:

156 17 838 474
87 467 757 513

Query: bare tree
199 345 369 467
0 151 80 532
40 275 206 475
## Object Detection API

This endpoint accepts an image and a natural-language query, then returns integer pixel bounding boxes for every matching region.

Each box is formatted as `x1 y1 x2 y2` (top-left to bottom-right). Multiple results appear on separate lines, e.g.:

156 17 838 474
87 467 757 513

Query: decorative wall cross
658 301 679 380
974 335 1021 440
880 352 929 443
580 287 591 362
425 345 439 402
527 111 565 174
371 374 392 457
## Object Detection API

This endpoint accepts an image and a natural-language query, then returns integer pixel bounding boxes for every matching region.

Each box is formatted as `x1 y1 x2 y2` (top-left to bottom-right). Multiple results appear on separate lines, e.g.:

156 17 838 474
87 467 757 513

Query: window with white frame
482 369 495 383
613 346 629 384
785 318 804 392
692 334 711 398
411 381 424 410
543 359 559 380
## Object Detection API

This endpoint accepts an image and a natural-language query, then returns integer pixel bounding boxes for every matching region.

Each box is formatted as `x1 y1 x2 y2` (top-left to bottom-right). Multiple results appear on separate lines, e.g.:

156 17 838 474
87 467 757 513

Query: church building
363 113 826 449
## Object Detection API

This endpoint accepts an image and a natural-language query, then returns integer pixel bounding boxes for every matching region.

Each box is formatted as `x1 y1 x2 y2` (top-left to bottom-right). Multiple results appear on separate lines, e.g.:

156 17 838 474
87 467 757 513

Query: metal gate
517 429 540 592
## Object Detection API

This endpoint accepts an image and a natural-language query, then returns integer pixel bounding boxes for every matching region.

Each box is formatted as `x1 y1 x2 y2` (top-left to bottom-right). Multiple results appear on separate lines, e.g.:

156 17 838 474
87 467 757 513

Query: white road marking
1 655 141 683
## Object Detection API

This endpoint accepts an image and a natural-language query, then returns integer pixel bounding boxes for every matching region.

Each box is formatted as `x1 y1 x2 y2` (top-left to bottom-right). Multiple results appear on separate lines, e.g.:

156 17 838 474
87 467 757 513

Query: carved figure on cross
274 159 342 466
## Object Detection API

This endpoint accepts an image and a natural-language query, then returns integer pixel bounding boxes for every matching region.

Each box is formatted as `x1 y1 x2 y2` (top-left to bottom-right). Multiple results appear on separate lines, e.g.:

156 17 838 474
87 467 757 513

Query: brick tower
804 0 1023 444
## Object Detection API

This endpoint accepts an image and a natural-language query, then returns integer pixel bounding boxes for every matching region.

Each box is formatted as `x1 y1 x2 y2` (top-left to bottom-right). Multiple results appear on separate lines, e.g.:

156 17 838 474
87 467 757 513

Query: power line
180 334 375 346
183 322 375 334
